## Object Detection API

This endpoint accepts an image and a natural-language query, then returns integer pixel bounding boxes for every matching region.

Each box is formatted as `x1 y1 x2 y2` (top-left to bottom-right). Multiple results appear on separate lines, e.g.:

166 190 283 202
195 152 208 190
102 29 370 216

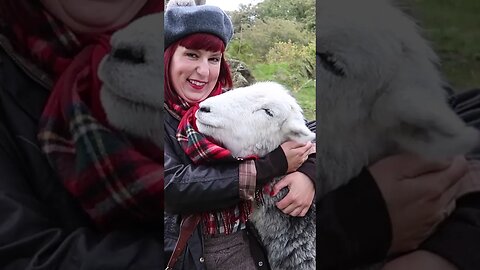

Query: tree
256 0 315 32
230 17 309 63
228 4 258 35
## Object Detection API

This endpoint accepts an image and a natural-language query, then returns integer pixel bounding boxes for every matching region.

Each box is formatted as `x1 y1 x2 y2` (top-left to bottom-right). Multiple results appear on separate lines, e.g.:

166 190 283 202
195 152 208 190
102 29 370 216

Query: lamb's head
196 82 315 157
98 13 164 148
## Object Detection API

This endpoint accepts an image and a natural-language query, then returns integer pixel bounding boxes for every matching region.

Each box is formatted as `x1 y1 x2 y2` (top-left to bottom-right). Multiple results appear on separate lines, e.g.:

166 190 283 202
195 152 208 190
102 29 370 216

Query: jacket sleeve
0 121 163 270
316 168 392 269
164 128 245 214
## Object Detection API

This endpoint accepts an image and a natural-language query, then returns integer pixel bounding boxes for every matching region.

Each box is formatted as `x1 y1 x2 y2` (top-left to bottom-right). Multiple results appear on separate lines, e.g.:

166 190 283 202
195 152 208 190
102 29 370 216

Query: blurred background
403 0 480 93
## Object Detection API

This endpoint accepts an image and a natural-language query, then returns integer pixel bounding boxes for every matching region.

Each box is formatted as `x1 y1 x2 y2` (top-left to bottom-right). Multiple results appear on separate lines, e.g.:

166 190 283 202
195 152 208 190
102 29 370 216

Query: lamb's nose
112 47 145 64
199 106 211 113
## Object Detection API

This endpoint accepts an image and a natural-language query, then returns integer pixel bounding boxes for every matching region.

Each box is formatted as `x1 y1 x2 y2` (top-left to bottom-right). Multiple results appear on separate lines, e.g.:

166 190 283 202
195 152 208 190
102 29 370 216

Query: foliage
404 0 480 91
227 18 310 63
266 40 315 80
256 0 315 32
226 0 316 119
229 4 258 34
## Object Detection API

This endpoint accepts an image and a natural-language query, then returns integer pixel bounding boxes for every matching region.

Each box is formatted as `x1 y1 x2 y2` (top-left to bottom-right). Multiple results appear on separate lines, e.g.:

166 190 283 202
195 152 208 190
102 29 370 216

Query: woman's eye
209 57 220 63
186 53 198 58
263 108 274 117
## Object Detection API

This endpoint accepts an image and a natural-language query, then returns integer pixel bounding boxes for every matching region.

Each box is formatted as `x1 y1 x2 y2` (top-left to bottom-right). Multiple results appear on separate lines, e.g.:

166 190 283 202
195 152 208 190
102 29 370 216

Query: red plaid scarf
5 2 165 230
166 84 256 235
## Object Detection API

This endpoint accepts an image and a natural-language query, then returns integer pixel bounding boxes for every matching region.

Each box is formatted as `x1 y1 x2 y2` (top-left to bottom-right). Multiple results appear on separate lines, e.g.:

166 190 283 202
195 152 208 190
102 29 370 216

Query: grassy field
406 0 480 92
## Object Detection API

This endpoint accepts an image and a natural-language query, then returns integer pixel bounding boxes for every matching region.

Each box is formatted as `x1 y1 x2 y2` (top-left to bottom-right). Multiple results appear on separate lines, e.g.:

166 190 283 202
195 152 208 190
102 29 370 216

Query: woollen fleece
164 4 234 49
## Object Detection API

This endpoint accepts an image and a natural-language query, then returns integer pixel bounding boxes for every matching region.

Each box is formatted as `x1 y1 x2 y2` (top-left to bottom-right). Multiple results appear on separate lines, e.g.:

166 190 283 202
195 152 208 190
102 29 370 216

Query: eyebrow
185 48 221 57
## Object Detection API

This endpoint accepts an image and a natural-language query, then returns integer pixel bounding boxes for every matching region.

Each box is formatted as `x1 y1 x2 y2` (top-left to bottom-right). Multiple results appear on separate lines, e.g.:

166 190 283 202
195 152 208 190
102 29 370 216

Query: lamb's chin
196 122 215 136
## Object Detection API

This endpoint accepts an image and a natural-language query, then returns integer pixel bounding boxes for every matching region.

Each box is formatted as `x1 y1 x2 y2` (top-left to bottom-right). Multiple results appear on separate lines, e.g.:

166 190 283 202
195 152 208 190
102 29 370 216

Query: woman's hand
369 154 467 255
280 141 313 173
382 250 459 270
272 171 315 217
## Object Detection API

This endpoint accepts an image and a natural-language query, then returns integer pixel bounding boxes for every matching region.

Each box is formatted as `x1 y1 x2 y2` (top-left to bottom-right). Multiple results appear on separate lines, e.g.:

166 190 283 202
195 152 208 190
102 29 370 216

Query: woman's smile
187 79 207 90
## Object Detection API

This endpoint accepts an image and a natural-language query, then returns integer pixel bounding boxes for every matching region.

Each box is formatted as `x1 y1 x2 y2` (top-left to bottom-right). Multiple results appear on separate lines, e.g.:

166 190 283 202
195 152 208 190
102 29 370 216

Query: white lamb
316 0 479 199
196 81 317 270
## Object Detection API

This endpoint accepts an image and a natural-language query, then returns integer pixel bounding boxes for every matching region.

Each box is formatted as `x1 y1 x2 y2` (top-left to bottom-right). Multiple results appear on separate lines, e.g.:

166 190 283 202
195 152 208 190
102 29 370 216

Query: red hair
164 33 233 107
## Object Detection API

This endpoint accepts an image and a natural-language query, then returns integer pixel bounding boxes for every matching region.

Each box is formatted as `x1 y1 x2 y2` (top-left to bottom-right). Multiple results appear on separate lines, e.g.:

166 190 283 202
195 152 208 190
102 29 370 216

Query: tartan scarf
166 84 256 234
6 2 164 230
177 108 234 164
166 83 237 163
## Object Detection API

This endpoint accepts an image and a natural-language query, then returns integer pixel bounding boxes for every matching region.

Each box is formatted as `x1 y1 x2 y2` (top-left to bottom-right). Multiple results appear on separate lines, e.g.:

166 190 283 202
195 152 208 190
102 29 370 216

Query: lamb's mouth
196 119 219 129
102 86 162 111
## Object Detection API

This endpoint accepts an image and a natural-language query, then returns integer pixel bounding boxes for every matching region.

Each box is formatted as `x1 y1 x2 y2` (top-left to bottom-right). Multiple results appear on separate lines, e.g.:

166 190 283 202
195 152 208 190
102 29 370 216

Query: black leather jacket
0 35 163 270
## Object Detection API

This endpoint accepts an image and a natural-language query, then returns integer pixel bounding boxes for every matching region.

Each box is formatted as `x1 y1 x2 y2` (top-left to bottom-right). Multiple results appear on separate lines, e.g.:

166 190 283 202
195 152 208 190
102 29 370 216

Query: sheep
196 81 317 270
316 0 479 200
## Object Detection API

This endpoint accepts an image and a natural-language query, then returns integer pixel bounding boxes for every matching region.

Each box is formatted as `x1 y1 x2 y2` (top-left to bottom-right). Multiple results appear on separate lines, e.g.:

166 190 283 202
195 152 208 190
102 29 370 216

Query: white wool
196 81 315 157
166 0 196 10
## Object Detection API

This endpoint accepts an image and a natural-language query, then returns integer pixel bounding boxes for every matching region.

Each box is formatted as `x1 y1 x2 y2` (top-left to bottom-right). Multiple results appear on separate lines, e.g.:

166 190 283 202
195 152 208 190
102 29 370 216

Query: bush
227 18 310 64
266 40 315 81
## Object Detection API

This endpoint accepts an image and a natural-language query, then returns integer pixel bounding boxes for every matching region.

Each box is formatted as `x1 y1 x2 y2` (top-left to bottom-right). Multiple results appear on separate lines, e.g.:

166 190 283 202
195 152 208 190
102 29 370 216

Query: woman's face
170 46 222 104
40 0 148 33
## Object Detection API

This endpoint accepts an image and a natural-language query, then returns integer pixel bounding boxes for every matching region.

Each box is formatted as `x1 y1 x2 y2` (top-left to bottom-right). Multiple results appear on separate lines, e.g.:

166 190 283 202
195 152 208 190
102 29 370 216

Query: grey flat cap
165 2 234 49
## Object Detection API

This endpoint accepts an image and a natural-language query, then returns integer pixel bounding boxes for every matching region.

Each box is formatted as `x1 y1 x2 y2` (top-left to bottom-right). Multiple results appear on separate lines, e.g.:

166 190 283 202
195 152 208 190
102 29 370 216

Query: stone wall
227 59 256 88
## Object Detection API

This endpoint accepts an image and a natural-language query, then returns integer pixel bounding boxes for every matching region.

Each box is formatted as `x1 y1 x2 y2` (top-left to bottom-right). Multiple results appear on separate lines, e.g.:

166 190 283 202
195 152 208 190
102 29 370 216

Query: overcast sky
206 0 263 11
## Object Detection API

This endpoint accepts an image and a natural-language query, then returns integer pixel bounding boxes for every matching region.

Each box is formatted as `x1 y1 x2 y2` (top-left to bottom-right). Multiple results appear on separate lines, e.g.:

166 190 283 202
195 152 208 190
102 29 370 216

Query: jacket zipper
0 35 53 91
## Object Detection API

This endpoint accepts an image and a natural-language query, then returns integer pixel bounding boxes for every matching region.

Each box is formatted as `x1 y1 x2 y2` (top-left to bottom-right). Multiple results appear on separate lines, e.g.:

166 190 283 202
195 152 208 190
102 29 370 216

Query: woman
163 3 316 269
0 0 164 268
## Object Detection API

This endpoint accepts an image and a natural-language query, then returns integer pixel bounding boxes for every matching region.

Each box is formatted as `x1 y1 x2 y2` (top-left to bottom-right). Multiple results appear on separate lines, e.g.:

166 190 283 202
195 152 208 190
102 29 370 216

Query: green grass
406 0 480 92
292 80 315 121
252 62 316 120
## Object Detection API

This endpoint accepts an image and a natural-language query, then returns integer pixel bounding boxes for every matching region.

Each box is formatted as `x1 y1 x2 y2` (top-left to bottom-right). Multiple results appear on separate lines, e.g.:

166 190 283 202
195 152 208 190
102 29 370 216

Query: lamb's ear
285 119 316 143
373 89 479 160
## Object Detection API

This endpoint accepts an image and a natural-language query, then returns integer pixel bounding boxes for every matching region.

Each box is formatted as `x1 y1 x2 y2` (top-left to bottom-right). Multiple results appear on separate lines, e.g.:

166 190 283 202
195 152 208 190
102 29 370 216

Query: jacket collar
0 34 53 90
0 34 53 121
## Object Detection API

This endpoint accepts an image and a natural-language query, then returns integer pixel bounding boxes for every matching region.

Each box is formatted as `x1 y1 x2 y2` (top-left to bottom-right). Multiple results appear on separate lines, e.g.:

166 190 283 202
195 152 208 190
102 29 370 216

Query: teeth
189 79 206 86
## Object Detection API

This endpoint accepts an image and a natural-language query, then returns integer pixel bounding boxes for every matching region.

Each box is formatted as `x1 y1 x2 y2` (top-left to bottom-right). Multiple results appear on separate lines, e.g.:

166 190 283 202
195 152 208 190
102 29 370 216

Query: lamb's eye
317 51 345 77
112 47 145 64
263 108 274 117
